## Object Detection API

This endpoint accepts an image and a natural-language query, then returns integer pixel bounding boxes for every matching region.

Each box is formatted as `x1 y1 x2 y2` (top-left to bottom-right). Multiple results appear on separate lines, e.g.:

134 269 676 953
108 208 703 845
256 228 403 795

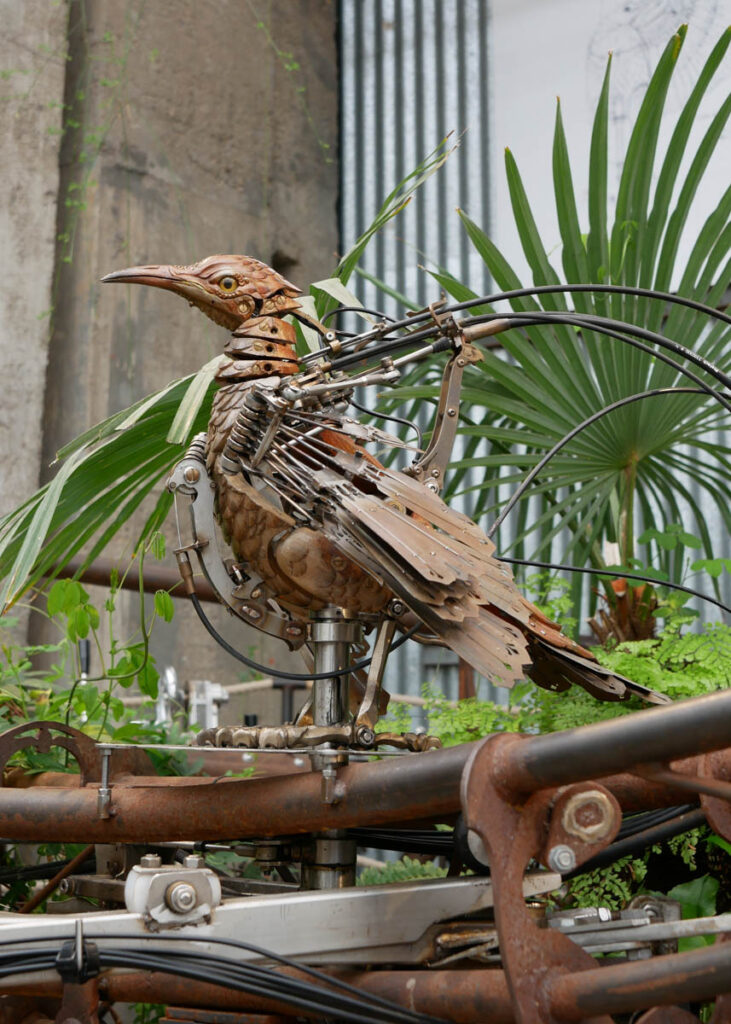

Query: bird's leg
354 615 397 735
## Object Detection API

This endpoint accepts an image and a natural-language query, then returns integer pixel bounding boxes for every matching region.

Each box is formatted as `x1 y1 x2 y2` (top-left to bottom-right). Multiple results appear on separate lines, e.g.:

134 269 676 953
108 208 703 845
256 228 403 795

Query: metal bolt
166 881 198 914
547 845 577 874
140 853 162 869
447 408 457 417
183 466 200 484
286 625 302 635
183 854 205 869
355 725 375 748
562 789 615 842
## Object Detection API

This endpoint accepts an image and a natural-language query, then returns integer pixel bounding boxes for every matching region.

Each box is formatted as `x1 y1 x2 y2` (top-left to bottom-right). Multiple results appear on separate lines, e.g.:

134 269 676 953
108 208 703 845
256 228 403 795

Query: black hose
497 557 731 617
567 808 707 878
190 593 420 682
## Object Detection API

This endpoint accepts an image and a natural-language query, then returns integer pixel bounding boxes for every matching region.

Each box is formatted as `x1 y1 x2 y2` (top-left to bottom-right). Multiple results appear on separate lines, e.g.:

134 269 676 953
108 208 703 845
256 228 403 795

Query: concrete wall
1 0 339 725
0 1 67 517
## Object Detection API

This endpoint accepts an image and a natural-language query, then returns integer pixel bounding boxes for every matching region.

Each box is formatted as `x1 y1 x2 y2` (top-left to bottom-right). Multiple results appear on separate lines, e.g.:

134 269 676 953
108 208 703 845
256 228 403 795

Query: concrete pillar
14 0 339 723
0 1 68 516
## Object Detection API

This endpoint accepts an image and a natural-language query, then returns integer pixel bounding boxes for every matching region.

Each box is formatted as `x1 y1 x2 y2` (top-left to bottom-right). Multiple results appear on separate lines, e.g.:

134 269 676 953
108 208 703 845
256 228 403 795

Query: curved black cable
323 305 398 323
99 950 416 1024
190 593 419 681
567 807 707 879
101 932 443 1024
0 945 442 1024
328 308 731 397
0 856 95 885
449 283 731 325
323 283 730 359
497 557 731 616
488 387 706 538
350 396 424 448
462 309 731 392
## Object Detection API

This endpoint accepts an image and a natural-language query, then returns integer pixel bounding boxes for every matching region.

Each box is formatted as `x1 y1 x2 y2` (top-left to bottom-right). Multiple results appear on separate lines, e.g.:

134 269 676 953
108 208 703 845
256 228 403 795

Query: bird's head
102 254 301 332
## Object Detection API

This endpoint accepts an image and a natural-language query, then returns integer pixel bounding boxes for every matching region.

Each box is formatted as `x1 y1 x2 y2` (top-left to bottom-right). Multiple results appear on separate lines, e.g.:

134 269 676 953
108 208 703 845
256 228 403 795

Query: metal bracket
168 438 306 651
407 342 482 493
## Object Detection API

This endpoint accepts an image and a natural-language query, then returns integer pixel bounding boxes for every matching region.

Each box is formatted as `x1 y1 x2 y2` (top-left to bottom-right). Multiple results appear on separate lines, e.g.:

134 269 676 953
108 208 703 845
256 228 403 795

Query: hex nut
165 881 198 914
140 853 162 869
547 844 577 874
561 789 615 842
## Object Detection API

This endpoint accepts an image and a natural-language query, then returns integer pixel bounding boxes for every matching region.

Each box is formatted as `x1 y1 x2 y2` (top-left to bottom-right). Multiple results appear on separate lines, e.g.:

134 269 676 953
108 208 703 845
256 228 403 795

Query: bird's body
103 254 667 705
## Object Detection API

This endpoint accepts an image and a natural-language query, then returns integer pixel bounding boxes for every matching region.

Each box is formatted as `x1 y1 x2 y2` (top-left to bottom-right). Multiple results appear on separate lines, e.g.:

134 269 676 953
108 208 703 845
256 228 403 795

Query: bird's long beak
101 264 180 290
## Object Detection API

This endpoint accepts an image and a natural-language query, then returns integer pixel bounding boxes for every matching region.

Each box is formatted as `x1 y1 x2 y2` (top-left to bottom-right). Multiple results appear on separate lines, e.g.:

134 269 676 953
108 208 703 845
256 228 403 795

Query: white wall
488 0 729 286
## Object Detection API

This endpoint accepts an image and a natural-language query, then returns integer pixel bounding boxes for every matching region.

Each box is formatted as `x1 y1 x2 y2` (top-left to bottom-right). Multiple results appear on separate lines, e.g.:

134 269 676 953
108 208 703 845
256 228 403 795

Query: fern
357 855 447 887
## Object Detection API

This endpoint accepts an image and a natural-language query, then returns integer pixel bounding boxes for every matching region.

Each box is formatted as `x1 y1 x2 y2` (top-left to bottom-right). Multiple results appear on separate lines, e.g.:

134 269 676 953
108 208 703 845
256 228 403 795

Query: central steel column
304 608 360 889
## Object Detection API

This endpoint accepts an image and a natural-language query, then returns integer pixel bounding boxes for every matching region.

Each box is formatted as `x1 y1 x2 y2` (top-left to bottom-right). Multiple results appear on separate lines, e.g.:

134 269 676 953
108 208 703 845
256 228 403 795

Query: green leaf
337 136 456 284
691 558 731 578
70 606 89 640
47 580 70 617
137 658 159 698
154 589 175 623
0 446 86 613
166 357 220 445
311 278 373 322
707 834 731 857
667 874 719 950
586 54 611 283
150 532 166 561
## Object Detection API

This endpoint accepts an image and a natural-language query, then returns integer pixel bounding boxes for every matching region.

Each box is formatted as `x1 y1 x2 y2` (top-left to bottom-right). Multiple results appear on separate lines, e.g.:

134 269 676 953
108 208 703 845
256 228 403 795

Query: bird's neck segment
216 315 300 383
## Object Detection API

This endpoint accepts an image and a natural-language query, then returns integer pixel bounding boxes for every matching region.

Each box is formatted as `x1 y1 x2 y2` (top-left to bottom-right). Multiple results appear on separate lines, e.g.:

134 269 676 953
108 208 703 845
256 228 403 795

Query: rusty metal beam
0 743 468 842
487 689 731 798
548 941 731 1019
0 744 720 844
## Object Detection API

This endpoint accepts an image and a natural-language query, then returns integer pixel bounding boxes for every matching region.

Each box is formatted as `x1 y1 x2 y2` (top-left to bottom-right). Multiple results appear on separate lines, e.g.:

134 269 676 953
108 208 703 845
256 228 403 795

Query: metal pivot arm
167 436 306 651
356 615 397 732
407 340 483 494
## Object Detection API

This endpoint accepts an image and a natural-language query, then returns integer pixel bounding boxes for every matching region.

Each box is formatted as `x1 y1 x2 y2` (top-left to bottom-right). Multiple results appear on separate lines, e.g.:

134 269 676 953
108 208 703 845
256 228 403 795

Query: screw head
183 466 200 484
355 725 375 748
547 844 576 874
165 881 198 914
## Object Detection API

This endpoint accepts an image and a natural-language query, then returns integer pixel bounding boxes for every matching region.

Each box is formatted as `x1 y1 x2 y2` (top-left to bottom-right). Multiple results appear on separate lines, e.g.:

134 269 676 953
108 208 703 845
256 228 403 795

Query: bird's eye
218 276 237 292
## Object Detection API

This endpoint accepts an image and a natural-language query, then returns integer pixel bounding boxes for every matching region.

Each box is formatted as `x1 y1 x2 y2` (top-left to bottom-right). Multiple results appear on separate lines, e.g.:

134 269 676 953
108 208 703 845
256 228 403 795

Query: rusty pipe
53 556 218 603
0 747 717 844
0 743 468 842
4 967 515 1022
548 941 731 1020
489 689 731 798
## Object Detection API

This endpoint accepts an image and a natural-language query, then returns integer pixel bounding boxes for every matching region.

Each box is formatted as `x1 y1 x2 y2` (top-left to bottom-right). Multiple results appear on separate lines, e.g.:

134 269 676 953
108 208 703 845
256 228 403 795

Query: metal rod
0 749 712 844
494 689 731 796
548 941 731 1019
52 556 219 603
0 744 470 842
17 844 95 914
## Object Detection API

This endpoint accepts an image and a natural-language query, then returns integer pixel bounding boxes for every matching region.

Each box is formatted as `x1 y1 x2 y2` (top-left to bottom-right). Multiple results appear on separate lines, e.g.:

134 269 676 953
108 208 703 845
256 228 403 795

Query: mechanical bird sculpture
103 255 668 720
